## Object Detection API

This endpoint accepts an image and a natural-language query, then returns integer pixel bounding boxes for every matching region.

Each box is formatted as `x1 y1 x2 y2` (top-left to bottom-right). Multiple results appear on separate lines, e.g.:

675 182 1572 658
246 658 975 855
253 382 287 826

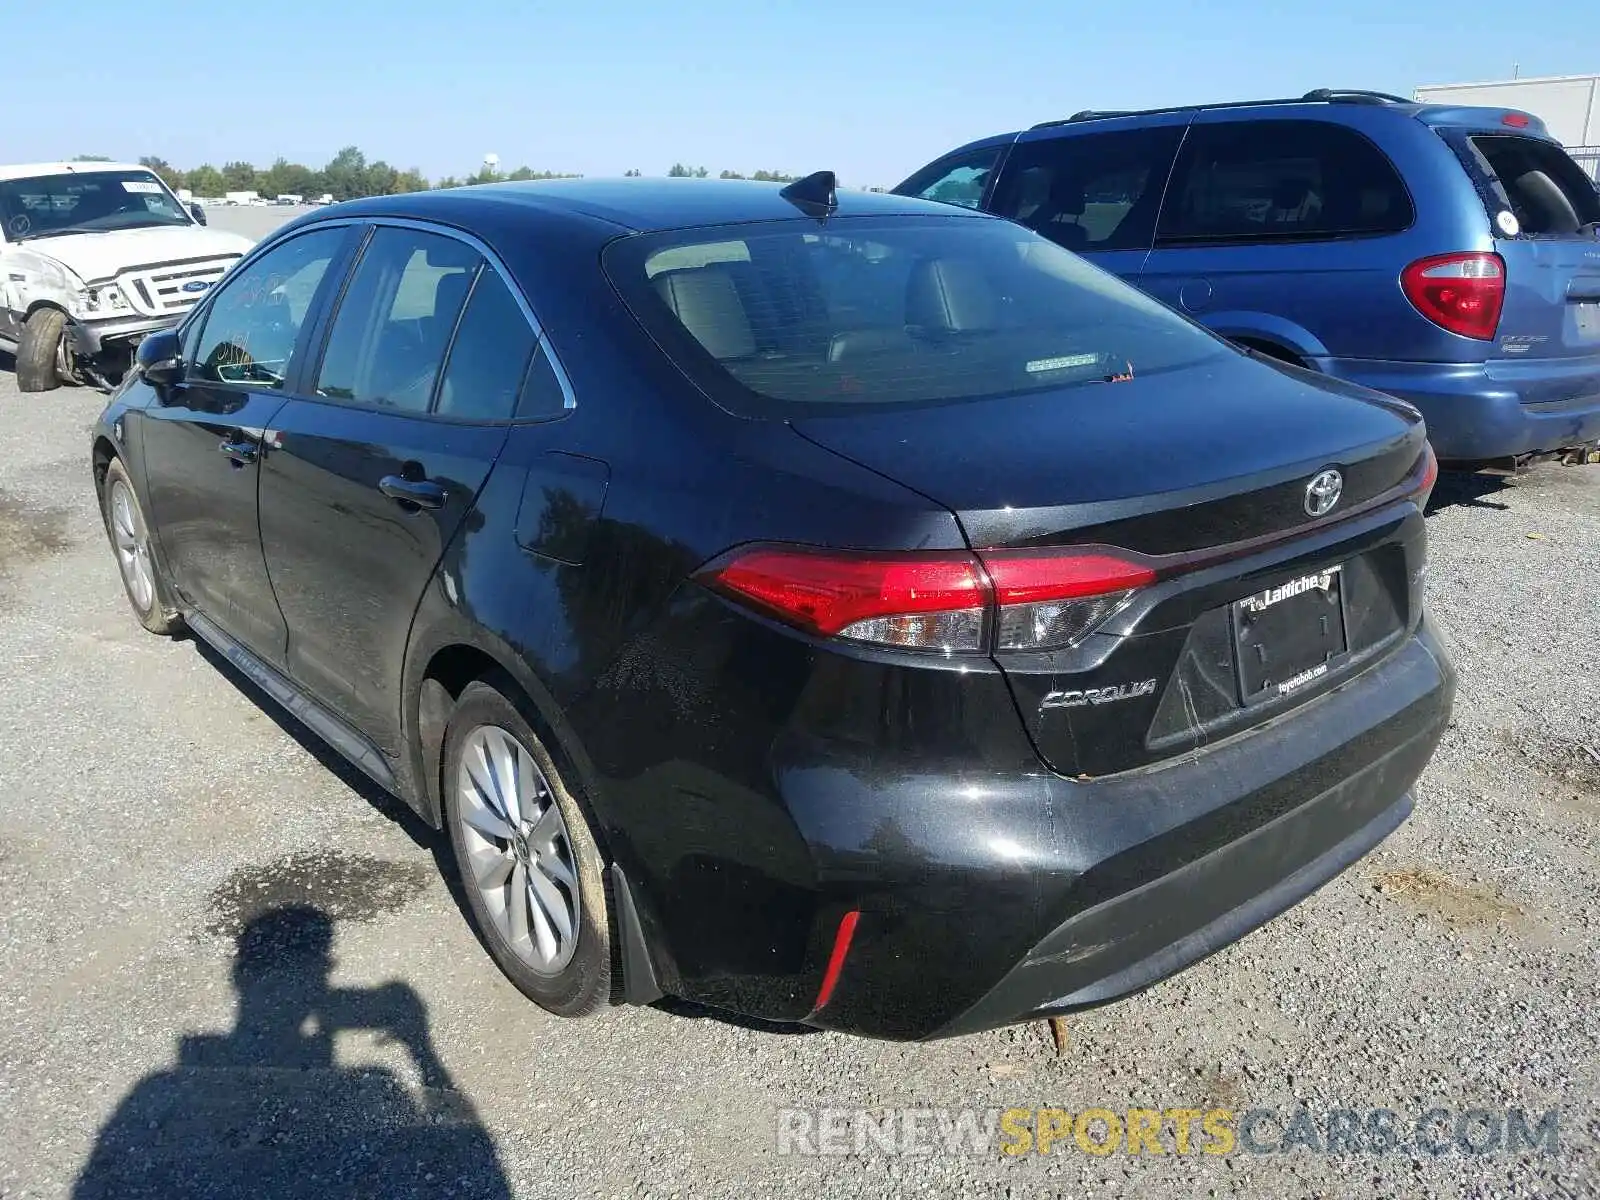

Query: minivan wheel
100 458 182 635
16 307 68 393
442 680 612 1016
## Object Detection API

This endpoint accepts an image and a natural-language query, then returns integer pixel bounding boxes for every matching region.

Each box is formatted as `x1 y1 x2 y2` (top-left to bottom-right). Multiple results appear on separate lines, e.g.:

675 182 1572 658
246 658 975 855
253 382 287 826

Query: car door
138 224 353 666
985 118 1188 283
1138 117 1417 354
257 222 539 754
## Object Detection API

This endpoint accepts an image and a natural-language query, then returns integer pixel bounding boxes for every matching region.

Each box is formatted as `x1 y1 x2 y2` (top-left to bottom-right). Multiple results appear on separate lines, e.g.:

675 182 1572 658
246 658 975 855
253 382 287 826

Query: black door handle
378 475 447 510
219 437 258 464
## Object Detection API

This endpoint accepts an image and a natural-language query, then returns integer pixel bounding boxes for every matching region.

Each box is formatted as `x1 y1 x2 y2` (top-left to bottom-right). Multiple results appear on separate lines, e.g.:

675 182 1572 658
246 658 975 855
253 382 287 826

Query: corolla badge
181 280 211 294
1304 468 1343 518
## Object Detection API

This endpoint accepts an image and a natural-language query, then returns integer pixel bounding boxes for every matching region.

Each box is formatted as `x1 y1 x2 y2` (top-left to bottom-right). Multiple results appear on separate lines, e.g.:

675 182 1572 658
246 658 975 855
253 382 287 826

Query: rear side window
1158 120 1414 244
315 227 478 412
603 215 1227 415
895 147 1002 210
1468 135 1600 235
435 269 537 421
991 126 1184 253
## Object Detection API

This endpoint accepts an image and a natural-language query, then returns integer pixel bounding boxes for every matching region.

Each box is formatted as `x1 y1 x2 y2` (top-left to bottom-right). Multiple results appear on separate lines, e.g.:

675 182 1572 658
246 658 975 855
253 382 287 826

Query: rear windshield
603 215 1227 415
1467 135 1600 236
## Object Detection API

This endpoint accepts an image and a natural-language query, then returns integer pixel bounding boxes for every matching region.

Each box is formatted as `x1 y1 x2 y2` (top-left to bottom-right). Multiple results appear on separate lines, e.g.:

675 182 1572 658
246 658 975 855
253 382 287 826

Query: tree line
72 151 801 201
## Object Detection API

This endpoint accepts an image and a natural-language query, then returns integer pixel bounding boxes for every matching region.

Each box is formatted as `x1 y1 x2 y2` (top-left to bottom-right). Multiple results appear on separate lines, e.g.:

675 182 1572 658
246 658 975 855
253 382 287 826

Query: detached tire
442 679 613 1017
16 307 67 393
100 458 182 635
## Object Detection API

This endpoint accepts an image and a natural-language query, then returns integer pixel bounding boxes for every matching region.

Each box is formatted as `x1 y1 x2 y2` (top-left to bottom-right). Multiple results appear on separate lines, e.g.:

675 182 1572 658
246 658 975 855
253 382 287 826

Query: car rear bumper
1317 353 1600 461
783 617 1454 1041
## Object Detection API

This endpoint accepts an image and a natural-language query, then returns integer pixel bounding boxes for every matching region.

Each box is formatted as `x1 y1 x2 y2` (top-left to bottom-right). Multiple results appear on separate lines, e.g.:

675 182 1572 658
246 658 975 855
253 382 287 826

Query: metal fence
1572 146 1600 182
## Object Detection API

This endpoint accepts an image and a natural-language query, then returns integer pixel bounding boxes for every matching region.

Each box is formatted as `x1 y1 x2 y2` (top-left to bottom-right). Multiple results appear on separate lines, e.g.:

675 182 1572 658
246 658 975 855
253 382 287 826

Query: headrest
906 258 998 333
1049 176 1087 216
653 266 756 359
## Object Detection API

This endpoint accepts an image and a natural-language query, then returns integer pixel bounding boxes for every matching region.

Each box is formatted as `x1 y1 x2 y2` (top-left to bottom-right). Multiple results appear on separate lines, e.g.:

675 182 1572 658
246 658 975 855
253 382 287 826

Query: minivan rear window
603 215 1227 415
1467 135 1600 236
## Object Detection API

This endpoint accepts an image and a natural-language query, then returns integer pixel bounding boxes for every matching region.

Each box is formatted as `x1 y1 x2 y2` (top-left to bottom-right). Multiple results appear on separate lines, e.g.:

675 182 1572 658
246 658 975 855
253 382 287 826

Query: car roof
0 161 151 182
321 177 977 234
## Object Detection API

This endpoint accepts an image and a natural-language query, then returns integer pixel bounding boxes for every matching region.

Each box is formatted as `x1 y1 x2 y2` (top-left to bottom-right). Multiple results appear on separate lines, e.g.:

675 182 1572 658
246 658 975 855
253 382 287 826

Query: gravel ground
0 363 1596 1198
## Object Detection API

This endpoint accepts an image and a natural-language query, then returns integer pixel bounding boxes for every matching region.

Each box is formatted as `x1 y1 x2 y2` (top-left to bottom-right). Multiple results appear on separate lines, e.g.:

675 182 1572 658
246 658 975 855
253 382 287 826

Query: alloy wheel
109 480 155 613
455 724 581 975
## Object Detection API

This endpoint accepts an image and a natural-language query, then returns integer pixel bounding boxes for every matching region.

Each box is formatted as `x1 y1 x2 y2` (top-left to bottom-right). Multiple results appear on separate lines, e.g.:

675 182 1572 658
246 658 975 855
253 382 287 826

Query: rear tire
100 458 182 635
16 307 67 393
442 679 613 1017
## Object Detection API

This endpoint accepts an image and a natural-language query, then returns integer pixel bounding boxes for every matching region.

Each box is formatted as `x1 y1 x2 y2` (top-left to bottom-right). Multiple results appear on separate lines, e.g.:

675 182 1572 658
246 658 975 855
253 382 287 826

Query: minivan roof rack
1030 88 1414 130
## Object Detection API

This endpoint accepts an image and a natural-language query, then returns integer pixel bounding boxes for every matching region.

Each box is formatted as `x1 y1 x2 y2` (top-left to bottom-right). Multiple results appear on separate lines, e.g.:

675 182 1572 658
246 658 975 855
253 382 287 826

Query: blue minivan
896 89 1600 466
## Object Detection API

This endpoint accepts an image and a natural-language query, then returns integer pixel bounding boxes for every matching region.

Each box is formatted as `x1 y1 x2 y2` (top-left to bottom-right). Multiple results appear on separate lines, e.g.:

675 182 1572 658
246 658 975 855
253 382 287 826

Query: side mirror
188 201 208 226
136 329 185 387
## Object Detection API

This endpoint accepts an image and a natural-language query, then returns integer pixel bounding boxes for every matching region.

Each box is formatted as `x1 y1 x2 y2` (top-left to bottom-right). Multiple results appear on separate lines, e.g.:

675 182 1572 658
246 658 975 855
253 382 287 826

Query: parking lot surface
0 352 1597 1196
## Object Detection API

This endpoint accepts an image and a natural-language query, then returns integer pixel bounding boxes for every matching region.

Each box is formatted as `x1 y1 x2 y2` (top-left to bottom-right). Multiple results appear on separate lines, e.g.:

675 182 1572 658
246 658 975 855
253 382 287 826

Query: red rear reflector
1501 112 1531 128
1401 252 1505 341
812 910 860 1012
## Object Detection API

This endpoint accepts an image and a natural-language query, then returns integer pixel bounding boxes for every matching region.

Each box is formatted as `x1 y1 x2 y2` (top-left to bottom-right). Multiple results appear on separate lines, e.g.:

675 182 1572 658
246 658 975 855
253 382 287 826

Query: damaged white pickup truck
0 162 252 391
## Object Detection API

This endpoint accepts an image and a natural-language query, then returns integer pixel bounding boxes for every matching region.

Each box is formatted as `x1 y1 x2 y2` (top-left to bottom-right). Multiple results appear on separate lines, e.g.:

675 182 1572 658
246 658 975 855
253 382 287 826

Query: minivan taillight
700 545 1156 654
1401 252 1505 340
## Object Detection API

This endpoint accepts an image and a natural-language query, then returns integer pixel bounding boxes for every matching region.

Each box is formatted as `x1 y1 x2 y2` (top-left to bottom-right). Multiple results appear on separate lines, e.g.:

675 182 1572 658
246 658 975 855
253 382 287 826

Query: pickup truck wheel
16 307 67 392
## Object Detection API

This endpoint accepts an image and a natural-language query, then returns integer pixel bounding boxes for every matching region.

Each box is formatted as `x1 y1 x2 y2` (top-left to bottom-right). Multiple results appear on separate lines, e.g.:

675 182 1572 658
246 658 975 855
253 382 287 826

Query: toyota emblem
1304 469 1344 517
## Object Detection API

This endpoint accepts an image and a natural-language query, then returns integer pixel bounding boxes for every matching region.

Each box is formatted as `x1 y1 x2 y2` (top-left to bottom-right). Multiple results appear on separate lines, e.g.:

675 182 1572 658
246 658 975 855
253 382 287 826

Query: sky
13 0 1594 189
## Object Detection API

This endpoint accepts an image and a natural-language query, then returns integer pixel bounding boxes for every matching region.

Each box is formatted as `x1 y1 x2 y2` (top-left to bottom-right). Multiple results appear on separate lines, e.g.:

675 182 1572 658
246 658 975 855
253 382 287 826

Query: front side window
1157 120 1414 244
0 170 193 241
315 227 479 412
604 215 1227 415
187 228 346 389
992 126 1184 253
895 147 1002 210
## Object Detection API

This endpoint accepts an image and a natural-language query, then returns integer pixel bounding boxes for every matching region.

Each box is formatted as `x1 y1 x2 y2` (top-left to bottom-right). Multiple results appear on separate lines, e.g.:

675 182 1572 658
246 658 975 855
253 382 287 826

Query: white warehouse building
1413 74 1599 179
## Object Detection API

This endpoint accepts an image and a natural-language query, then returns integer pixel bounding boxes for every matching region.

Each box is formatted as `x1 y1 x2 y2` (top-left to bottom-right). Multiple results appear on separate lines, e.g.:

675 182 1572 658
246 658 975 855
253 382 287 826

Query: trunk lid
790 350 1425 553
792 351 1429 779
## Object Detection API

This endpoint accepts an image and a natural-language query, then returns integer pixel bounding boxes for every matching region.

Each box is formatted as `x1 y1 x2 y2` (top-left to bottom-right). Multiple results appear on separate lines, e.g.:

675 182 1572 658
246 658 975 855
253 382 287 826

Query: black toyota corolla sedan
91 176 1455 1040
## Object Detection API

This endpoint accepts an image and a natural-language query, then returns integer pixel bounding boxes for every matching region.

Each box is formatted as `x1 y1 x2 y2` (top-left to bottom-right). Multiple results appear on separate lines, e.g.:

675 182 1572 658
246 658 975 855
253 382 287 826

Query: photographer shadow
73 905 510 1200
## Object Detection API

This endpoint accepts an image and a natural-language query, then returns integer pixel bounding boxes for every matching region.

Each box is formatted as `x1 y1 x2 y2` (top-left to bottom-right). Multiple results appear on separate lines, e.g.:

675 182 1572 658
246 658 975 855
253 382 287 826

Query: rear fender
1202 311 1331 365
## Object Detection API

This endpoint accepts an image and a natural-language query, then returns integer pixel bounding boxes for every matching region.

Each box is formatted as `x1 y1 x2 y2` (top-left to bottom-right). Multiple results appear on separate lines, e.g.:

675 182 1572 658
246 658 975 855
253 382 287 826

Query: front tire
16 307 67 393
100 458 181 635
442 679 613 1016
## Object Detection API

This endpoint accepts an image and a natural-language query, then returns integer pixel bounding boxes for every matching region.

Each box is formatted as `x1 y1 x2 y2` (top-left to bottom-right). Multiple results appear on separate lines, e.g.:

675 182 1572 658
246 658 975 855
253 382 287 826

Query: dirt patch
1495 729 1600 794
0 489 72 567
205 849 434 941
1372 867 1522 930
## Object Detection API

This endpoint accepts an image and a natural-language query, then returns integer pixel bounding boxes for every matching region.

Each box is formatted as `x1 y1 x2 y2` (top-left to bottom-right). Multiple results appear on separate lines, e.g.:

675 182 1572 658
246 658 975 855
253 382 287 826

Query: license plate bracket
1232 565 1348 704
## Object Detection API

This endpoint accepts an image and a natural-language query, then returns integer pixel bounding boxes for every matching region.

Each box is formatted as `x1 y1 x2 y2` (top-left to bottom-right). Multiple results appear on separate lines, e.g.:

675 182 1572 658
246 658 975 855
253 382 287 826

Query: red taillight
1501 112 1531 128
703 547 987 649
1401 252 1505 340
1415 441 1439 506
980 549 1157 652
701 544 1156 654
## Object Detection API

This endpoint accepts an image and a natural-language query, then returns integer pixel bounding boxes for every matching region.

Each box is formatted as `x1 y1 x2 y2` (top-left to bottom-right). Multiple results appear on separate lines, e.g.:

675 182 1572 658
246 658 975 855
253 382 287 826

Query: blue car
896 88 1600 466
